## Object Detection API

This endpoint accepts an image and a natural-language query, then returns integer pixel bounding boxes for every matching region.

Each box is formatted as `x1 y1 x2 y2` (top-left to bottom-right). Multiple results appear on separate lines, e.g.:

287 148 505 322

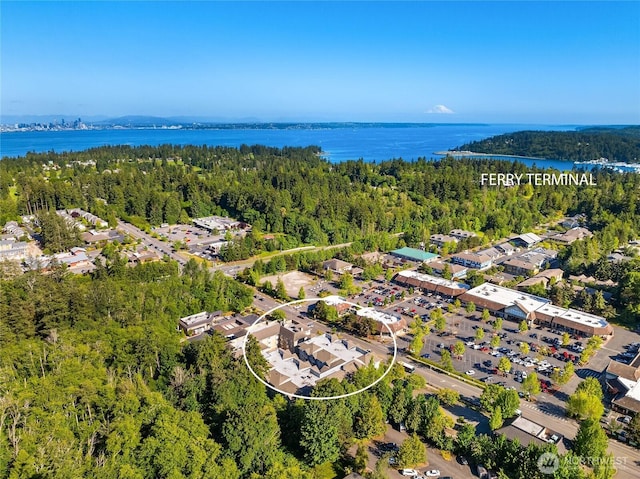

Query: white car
401 470 420 477
466 369 476 376
425 470 441 477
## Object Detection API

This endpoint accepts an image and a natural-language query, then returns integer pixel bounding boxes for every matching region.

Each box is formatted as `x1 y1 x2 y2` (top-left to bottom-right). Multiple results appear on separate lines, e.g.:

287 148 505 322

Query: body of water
0 123 583 170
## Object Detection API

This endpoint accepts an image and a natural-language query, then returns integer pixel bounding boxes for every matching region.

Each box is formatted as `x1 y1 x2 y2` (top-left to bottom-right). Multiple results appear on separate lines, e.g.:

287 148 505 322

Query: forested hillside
453 127 640 162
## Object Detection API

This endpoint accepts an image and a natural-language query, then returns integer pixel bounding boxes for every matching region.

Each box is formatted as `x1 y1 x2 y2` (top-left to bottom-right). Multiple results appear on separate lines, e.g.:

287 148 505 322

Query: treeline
0 251 588 478
3 144 640 249
454 127 640 162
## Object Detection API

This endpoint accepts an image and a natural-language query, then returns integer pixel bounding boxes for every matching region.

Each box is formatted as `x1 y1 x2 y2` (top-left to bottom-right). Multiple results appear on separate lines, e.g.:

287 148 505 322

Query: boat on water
573 157 640 173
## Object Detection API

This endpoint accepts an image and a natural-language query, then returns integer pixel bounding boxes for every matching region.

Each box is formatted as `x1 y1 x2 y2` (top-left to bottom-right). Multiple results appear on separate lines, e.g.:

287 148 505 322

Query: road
405 356 640 479
116 220 187 268
244 271 640 478
211 235 405 278
249 290 640 477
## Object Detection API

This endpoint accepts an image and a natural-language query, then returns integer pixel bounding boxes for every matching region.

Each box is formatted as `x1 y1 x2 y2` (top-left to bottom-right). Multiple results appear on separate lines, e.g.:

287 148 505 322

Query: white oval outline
242 297 398 400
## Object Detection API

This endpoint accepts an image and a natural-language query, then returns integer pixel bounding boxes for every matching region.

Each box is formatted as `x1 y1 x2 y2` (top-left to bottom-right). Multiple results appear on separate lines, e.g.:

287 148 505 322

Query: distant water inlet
1 124 582 170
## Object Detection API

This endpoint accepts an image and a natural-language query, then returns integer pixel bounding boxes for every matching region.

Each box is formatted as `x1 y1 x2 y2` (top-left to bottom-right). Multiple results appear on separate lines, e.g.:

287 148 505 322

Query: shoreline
434 150 553 161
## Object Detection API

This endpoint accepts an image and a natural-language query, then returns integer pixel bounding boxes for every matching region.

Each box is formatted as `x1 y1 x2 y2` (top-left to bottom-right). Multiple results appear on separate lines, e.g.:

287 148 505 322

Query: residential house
323 258 355 275
503 258 539 276
38 248 95 272
510 233 542 249
263 326 374 394
561 217 581 229
450 252 493 270
359 251 384 264
178 310 223 336
517 269 564 290
552 227 593 245
477 247 502 260
81 229 125 244
0 240 28 261
496 243 516 256
449 229 477 241
430 234 459 248
425 259 468 279
3 221 26 239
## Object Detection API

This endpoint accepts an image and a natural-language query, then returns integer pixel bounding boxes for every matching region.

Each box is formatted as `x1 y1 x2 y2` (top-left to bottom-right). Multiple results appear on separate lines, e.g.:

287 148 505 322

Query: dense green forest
1 144 640 477
2 143 640 245
1 144 640 318
454 127 640 162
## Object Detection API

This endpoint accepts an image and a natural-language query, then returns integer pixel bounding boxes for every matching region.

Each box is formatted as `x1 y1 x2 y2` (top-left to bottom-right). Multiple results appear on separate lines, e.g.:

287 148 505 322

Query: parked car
400 470 420 477
425 471 441 477
380 442 398 452
619 415 632 424
466 369 476 376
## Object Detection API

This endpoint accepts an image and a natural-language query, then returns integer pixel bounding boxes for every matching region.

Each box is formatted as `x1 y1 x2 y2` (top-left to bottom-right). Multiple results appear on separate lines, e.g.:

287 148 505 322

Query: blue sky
1 1 639 123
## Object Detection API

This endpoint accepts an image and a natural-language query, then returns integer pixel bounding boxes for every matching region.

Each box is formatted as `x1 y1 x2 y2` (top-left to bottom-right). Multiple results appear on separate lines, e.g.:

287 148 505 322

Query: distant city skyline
1 1 639 124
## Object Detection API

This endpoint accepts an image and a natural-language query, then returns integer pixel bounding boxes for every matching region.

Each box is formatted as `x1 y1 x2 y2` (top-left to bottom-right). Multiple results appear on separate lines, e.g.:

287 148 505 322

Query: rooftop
264 333 369 390
450 229 477 238
465 283 610 332
391 247 439 262
425 260 468 275
357 307 402 324
397 269 469 291
511 415 545 437
514 233 543 245
452 252 492 263
464 283 551 311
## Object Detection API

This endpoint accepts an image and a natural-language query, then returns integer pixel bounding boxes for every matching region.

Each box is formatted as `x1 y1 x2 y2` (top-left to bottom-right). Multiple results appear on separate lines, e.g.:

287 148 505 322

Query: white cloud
426 104 454 114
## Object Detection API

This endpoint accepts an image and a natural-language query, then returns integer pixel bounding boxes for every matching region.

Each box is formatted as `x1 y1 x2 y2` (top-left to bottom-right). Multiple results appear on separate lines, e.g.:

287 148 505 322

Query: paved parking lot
363 425 476 479
346 284 636 405
306 273 640 410
589 325 640 373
